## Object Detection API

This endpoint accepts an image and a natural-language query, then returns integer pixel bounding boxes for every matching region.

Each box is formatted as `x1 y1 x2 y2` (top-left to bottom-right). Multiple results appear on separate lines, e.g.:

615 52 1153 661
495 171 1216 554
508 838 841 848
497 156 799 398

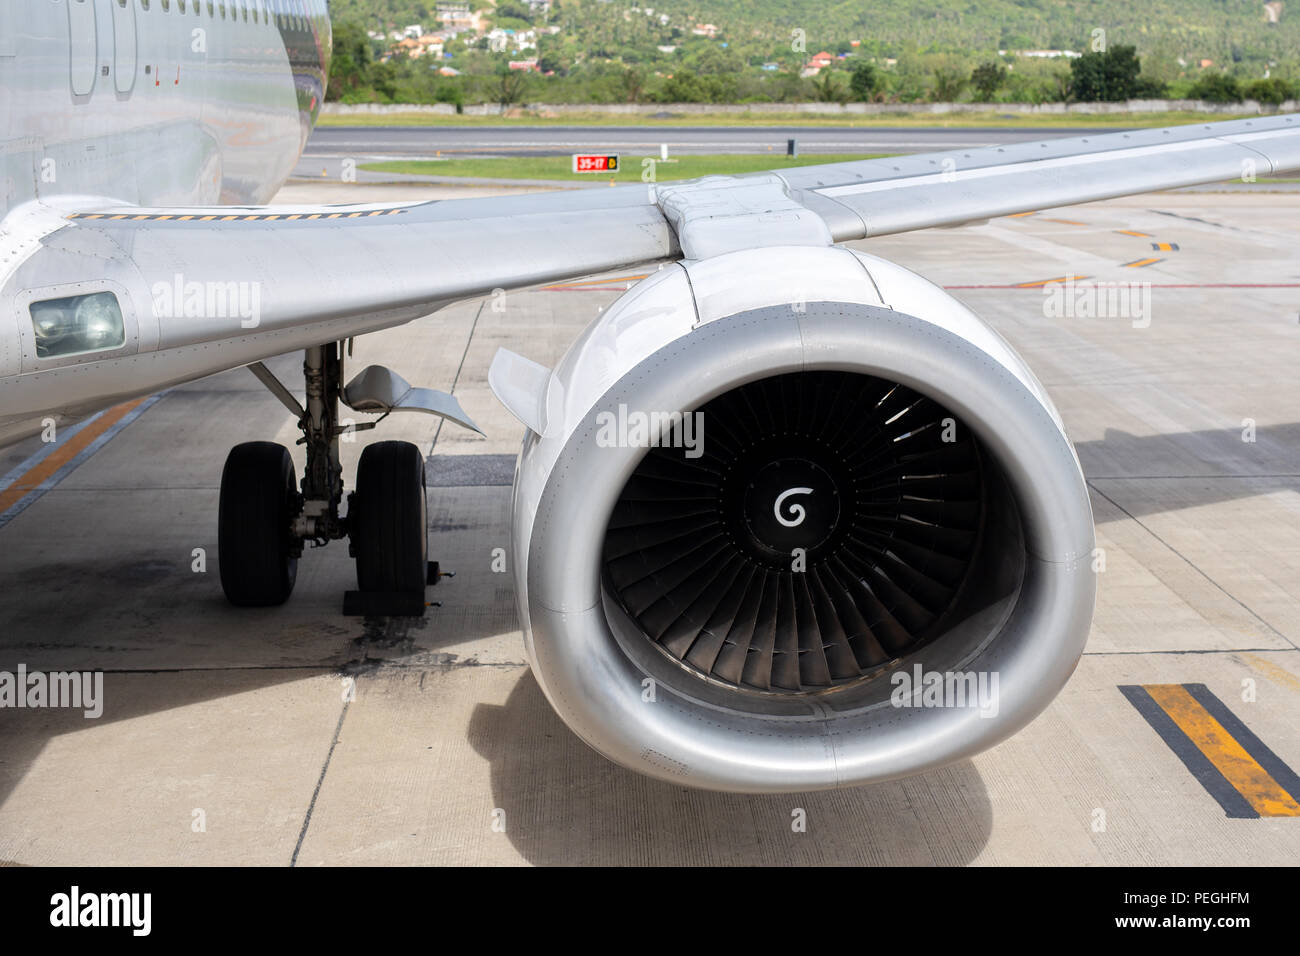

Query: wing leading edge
2 113 1298 434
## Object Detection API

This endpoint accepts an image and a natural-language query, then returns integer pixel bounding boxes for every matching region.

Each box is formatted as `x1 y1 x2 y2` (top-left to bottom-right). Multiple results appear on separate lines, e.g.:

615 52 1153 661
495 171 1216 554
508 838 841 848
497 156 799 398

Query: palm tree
497 65 526 111
931 67 968 102
812 69 848 104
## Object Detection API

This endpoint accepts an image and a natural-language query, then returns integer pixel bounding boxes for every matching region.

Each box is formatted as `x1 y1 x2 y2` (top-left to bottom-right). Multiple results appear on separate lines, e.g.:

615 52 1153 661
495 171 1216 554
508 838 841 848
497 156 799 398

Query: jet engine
489 245 1095 792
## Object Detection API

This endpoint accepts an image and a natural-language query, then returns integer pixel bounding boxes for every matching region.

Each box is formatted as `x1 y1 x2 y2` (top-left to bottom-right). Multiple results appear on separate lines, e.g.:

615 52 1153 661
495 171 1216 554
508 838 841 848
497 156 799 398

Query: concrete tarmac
1 184 1298 865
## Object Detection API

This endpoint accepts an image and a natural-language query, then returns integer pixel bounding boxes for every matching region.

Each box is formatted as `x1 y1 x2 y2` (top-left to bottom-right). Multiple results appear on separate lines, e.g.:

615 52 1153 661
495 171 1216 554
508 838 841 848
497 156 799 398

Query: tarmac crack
291 699 350 868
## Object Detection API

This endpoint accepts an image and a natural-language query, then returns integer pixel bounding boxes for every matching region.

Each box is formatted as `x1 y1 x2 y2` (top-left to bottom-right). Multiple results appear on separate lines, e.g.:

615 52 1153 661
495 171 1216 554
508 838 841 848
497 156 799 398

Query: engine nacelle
491 245 1095 792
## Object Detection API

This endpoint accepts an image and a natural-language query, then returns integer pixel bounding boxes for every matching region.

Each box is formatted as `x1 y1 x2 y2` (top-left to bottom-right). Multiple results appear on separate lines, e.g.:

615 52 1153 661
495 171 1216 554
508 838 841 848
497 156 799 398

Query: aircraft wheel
218 441 300 607
352 441 428 594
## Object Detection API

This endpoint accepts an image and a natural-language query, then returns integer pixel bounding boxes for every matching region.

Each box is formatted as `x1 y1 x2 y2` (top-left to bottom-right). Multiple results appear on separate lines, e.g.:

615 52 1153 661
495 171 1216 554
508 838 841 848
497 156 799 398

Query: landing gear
218 441 301 607
217 341 478 615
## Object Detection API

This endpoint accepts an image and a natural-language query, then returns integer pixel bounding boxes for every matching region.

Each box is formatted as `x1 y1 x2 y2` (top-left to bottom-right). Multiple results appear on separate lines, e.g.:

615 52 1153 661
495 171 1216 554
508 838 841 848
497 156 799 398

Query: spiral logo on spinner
773 487 814 528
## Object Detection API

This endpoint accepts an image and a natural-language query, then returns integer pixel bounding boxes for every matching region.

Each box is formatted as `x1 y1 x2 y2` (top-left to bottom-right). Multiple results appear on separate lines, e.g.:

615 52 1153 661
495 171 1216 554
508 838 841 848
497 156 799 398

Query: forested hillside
324 0 1300 106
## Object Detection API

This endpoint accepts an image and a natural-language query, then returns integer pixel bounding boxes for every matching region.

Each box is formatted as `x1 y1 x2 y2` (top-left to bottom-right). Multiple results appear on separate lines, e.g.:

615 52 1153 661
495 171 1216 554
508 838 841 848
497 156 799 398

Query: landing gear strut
217 342 477 614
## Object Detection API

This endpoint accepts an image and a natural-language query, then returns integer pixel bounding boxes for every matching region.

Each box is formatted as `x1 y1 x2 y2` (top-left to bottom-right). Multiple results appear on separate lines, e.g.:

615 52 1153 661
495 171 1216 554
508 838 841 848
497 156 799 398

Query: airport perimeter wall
323 99 1300 118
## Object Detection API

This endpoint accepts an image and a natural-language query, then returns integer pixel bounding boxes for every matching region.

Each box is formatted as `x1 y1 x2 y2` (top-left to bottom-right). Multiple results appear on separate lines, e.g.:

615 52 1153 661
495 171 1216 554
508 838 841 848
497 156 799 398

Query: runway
298 124 1097 172
1 185 1298 865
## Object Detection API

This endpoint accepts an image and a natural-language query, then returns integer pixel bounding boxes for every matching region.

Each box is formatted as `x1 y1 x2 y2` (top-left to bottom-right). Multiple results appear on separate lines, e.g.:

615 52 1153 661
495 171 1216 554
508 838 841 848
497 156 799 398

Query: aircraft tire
218 441 300 607
352 441 428 595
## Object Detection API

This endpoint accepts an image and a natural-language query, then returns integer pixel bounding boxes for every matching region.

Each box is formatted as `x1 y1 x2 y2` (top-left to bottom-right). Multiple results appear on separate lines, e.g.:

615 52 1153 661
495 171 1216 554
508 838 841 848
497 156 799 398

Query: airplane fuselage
1 0 330 217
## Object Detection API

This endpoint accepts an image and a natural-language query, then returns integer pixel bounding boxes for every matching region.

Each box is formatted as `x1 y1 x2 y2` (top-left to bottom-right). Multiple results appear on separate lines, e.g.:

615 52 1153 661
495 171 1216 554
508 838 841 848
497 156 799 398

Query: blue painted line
0 394 165 530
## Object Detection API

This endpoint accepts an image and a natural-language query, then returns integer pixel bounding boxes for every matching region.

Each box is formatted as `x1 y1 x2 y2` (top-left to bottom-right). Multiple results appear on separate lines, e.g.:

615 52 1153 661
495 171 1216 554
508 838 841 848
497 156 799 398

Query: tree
849 61 881 102
620 68 645 103
1188 73 1242 103
494 1 533 24
1070 44 1142 102
657 72 708 103
1243 77 1292 106
326 20 374 101
1133 76 1169 98
496 65 527 110
689 44 745 76
1051 70 1074 103
352 58 399 102
769 70 810 104
931 67 967 102
970 61 1007 101
812 69 849 104
537 51 566 75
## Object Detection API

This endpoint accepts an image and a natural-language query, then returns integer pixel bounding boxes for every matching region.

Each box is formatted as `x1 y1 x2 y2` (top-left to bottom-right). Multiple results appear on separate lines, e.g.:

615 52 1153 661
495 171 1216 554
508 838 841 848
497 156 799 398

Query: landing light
30 292 125 359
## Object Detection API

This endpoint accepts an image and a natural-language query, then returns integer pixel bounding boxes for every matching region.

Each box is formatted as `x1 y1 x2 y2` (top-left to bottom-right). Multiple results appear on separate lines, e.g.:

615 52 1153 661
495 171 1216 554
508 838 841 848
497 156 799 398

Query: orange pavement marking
0 399 149 515
1144 684 1300 817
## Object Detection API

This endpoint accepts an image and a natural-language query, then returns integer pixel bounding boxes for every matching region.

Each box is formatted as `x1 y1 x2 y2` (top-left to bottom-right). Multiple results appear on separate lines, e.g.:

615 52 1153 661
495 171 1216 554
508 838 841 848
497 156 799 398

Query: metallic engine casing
509 246 1095 792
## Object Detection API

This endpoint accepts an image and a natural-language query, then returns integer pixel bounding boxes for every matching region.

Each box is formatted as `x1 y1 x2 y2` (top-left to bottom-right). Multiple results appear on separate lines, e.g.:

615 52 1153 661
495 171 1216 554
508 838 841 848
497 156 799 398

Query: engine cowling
492 245 1095 792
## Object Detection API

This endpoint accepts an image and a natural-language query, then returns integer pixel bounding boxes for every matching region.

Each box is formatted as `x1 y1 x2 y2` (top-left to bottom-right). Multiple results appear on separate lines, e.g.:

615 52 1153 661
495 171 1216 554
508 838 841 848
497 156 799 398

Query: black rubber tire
352 441 428 594
218 442 299 607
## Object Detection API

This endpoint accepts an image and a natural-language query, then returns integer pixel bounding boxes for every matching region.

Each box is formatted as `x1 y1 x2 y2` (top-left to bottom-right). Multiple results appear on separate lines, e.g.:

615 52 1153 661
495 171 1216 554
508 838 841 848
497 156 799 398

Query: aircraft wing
2 113 1298 434
772 113 1300 239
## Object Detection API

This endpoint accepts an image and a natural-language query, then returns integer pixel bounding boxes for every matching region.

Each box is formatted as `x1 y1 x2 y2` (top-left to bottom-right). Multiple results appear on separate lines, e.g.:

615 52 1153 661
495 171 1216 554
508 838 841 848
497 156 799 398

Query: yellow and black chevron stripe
69 208 409 223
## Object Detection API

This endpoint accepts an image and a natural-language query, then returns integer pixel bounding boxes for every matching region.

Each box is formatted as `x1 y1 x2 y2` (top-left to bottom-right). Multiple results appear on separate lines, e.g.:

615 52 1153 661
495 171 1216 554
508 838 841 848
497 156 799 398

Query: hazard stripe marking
1120 683 1300 819
70 208 409 223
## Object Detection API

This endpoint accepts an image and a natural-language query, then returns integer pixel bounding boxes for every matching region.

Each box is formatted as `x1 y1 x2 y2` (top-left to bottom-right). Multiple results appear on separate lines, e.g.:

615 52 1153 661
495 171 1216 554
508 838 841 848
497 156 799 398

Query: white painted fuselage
1 0 329 216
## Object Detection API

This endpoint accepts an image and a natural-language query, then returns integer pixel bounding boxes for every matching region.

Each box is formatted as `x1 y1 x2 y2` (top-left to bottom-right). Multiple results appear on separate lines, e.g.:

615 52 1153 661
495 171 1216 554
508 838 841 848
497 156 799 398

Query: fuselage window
161 0 170 11
207 1 214 15
139 0 150 11
30 293 127 360
178 0 186 13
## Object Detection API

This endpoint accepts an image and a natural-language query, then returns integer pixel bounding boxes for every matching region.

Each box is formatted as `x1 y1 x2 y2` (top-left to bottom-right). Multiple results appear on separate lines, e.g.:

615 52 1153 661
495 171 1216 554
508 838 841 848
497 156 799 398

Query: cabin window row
119 0 317 29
